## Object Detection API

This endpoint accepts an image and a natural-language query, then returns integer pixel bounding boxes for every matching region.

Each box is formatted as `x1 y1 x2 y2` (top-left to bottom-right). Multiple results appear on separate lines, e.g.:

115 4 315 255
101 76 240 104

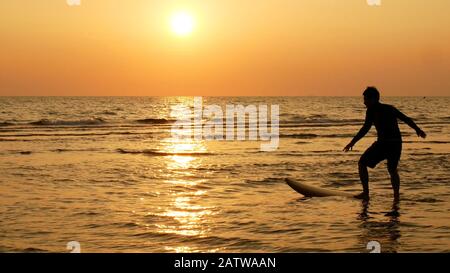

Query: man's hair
363 86 380 101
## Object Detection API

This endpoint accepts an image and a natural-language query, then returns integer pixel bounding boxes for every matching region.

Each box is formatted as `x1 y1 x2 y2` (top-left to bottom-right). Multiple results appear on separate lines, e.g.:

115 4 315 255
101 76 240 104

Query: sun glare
170 11 194 37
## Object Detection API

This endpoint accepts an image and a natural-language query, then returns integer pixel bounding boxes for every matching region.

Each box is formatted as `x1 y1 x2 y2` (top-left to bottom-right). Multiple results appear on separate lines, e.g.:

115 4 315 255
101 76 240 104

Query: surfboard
285 178 356 198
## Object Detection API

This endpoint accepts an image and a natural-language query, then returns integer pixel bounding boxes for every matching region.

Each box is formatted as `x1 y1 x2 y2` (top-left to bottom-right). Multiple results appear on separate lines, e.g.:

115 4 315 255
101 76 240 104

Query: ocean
0 96 449 252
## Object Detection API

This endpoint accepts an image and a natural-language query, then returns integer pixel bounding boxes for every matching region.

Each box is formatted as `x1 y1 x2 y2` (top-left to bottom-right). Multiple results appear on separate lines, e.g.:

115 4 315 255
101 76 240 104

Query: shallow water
0 96 449 252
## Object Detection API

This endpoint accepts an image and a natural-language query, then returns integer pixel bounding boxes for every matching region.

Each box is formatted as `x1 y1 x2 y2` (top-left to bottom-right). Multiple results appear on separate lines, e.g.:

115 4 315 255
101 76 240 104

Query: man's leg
358 160 369 198
355 142 380 200
388 166 400 201
388 142 402 201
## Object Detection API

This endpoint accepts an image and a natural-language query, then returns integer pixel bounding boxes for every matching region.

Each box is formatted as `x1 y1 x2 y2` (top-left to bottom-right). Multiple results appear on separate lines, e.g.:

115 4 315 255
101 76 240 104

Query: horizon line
0 95 448 98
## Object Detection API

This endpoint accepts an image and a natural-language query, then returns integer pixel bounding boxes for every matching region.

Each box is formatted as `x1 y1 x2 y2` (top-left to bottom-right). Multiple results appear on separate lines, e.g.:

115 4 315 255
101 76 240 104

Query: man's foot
354 192 370 200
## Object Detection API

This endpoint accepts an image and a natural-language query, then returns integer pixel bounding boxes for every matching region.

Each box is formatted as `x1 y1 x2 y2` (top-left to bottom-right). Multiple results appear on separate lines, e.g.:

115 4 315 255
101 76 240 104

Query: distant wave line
116 148 213 156
0 131 154 138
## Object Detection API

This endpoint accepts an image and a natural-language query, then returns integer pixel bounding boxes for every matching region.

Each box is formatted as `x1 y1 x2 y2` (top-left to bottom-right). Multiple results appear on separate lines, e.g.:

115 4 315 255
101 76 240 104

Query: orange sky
0 0 449 96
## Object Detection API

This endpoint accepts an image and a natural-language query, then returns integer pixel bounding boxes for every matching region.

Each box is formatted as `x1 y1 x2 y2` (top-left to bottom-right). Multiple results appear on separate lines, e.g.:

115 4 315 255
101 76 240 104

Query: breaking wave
29 118 106 126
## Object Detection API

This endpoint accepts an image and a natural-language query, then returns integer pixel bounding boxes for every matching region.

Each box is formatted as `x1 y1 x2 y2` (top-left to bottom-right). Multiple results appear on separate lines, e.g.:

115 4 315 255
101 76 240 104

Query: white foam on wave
29 118 106 126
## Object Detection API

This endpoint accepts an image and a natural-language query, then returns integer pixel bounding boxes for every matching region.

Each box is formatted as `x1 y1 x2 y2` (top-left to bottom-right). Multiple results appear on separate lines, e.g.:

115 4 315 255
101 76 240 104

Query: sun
170 11 195 37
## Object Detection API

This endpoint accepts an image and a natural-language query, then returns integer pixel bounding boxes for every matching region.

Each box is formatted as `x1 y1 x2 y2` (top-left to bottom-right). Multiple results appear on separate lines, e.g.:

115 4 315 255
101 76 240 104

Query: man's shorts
360 141 402 170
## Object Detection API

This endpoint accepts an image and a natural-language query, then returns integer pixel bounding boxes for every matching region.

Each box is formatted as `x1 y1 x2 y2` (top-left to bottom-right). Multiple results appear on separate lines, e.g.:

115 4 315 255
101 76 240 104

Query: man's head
363 86 380 108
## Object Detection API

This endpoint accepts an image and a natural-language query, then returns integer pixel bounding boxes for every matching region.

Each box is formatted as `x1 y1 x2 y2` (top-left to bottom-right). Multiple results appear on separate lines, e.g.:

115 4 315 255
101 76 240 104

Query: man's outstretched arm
344 112 372 152
394 108 427 138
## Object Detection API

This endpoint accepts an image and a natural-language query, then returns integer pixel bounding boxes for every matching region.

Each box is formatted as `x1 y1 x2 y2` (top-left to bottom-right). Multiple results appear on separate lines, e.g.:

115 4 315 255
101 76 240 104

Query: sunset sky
0 0 449 96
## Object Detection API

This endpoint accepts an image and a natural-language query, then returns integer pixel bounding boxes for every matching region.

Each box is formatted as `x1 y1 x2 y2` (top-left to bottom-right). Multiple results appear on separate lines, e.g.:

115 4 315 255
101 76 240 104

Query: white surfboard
285 178 356 198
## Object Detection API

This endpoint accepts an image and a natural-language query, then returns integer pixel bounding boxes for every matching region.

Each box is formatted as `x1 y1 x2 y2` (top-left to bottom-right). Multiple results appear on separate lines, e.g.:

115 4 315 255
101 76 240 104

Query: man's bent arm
350 113 372 145
395 108 422 131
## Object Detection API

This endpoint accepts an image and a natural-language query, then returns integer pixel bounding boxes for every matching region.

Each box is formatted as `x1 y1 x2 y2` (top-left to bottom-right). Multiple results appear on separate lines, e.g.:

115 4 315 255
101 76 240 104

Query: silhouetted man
344 87 427 200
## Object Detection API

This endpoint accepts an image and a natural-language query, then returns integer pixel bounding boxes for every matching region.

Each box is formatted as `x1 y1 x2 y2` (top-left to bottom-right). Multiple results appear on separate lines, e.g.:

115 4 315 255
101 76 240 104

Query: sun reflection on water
155 137 216 251
164 246 223 253
156 193 214 237
163 140 207 169
168 155 195 169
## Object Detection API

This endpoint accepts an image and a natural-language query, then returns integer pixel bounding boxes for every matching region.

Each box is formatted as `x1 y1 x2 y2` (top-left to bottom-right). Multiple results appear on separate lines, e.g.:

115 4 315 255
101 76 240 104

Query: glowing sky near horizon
0 0 449 96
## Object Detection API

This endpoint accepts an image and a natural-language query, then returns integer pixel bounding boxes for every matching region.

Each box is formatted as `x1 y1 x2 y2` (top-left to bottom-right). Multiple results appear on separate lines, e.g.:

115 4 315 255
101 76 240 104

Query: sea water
0 96 449 252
